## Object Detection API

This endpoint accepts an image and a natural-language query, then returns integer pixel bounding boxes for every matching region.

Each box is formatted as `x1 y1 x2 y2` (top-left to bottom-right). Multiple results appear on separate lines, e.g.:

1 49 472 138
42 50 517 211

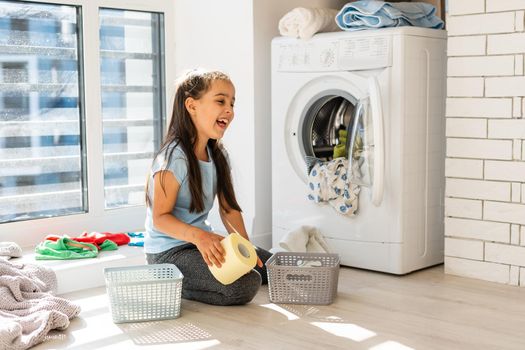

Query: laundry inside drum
302 96 355 162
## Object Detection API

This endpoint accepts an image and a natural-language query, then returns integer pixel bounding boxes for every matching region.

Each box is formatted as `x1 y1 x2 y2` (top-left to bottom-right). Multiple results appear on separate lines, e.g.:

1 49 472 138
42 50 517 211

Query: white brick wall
446 138 512 159
445 158 483 178
447 36 485 56
515 56 523 75
486 77 525 97
448 56 514 77
485 243 525 266
444 197 482 219
485 160 525 181
446 178 510 201
487 0 525 12
488 120 525 139
445 237 483 259
446 98 512 118
446 118 486 137
487 33 525 54
484 201 525 225
447 78 484 97
447 12 515 36
448 0 484 15
445 217 509 242
445 257 509 284
446 1 525 287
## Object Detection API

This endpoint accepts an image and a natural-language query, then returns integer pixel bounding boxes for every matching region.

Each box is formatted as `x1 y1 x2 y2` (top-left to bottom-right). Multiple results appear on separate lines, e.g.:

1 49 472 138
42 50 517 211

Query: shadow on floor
118 320 214 345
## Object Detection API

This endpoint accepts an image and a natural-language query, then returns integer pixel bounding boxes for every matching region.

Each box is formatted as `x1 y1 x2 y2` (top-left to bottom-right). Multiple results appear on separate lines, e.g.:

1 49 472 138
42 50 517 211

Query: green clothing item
98 239 118 251
333 129 348 159
35 237 99 260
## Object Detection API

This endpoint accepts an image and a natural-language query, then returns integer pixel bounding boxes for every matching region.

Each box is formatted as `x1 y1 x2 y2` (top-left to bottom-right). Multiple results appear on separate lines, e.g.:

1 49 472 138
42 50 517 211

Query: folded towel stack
336 1 444 31
279 7 340 40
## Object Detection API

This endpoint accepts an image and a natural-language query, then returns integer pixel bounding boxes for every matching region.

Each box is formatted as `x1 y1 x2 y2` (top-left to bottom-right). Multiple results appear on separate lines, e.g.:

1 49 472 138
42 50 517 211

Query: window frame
0 0 175 247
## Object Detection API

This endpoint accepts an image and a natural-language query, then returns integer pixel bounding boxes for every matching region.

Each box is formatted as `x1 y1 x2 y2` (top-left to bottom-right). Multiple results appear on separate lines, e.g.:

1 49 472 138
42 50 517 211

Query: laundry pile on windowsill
33 231 144 260
1 232 144 262
278 1 444 40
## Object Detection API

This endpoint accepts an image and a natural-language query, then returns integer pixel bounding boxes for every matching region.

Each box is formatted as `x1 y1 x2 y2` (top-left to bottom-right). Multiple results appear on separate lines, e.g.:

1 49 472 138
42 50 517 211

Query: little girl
144 69 272 306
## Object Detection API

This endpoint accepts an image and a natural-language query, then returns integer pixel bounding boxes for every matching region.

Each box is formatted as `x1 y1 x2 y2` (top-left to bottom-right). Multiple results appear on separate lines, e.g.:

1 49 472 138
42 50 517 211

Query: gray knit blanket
0 259 81 350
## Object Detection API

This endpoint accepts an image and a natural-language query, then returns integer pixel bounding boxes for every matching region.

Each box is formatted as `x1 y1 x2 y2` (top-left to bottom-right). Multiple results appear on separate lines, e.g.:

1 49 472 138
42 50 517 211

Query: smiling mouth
217 119 228 128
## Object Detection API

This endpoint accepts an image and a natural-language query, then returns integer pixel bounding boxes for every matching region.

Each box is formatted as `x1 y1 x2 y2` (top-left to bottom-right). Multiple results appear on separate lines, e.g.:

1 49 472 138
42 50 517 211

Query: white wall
174 0 345 248
174 0 257 241
445 0 525 286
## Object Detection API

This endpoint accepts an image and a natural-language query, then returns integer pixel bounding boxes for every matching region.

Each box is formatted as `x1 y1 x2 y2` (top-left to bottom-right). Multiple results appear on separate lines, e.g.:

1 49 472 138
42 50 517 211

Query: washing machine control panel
319 47 336 67
338 36 392 70
275 34 392 72
276 41 339 71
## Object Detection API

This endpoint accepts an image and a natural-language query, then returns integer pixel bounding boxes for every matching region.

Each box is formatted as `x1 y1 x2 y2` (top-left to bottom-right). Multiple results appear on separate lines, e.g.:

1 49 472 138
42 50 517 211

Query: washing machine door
285 73 384 206
348 77 384 206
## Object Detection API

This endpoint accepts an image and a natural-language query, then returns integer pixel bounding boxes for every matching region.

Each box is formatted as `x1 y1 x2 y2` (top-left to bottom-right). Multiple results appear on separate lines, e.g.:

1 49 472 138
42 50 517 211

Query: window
0 0 174 247
99 9 165 209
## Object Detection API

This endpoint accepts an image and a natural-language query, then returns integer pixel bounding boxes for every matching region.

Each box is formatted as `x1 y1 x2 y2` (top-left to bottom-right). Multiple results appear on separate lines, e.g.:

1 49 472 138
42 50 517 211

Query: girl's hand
195 231 225 267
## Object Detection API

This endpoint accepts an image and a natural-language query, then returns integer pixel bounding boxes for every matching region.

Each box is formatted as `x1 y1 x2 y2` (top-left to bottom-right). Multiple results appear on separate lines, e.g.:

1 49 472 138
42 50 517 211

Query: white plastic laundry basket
104 264 183 323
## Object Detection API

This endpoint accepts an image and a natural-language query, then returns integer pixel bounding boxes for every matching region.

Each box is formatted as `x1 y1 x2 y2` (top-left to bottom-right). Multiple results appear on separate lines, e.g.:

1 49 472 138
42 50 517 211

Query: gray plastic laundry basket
266 252 340 305
104 264 183 323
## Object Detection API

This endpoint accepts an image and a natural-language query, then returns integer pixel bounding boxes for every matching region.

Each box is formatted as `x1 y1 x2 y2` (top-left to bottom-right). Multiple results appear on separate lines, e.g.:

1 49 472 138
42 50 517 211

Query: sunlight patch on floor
369 340 414 350
310 322 376 342
260 303 300 320
70 293 108 312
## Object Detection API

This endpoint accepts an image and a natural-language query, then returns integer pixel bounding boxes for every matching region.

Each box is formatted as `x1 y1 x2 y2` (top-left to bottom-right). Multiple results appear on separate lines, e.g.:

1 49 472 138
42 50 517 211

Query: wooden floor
34 265 525 350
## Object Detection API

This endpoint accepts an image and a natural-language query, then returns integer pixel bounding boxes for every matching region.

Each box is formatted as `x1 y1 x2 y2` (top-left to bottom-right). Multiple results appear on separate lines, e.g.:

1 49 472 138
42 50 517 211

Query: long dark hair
145 69 241 213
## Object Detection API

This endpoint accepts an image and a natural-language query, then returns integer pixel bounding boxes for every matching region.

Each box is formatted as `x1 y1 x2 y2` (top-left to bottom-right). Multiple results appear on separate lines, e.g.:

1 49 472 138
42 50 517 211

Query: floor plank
33 265 525 350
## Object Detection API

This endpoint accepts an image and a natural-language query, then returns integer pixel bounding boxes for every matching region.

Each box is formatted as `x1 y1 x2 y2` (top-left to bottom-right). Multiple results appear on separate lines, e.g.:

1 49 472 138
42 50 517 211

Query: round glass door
300 94 356 164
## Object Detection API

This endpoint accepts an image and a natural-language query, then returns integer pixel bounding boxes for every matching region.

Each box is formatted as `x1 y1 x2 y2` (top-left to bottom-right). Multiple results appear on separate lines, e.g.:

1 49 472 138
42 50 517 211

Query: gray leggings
146 243 272 306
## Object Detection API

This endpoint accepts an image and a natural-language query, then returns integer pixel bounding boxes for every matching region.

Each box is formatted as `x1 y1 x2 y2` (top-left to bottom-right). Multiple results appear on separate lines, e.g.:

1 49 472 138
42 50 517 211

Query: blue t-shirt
144 143 217 254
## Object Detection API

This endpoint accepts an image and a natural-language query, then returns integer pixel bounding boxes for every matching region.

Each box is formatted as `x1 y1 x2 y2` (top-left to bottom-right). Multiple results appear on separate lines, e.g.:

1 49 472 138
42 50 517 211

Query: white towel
0 242 22 260
278 7 340 40
279 226 331 253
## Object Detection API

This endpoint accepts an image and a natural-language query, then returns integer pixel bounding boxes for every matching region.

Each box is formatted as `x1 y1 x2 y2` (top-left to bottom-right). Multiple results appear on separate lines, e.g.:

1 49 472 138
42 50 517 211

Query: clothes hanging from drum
307 158 360 216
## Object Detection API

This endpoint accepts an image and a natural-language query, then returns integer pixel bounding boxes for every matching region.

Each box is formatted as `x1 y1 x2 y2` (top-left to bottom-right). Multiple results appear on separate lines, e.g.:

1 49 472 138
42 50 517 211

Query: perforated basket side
104 264 184 323
266 252 340 305
104 264 179 284
272 252 340 268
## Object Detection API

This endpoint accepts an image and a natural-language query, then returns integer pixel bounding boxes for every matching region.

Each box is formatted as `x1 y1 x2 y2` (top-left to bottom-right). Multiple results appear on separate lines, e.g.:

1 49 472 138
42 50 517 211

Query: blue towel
127 232 144 247
336 1 444 31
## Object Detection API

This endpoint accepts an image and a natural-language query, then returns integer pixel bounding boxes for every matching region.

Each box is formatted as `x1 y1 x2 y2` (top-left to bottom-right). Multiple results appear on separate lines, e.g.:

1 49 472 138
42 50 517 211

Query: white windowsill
13 245 146 295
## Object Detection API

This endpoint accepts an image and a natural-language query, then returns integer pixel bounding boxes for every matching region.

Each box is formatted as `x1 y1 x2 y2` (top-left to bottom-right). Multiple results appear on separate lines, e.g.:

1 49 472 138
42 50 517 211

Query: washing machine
271 27 446 274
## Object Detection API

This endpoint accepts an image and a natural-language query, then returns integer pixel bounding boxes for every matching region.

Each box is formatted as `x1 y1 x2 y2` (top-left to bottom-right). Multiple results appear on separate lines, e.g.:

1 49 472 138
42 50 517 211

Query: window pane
99 9 164 209
0 1 86 223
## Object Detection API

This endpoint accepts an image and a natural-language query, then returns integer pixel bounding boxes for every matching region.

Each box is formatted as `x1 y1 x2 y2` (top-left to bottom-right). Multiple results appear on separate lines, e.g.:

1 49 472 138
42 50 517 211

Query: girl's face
186 79 235 142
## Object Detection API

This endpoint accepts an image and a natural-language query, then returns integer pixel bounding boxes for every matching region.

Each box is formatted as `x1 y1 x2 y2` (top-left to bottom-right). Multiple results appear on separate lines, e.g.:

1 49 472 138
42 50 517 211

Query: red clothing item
45 232 130 248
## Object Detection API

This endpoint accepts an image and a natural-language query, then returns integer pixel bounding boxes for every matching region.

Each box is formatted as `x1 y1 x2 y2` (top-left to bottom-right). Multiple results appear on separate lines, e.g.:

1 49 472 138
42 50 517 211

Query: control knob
320 49 335 66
